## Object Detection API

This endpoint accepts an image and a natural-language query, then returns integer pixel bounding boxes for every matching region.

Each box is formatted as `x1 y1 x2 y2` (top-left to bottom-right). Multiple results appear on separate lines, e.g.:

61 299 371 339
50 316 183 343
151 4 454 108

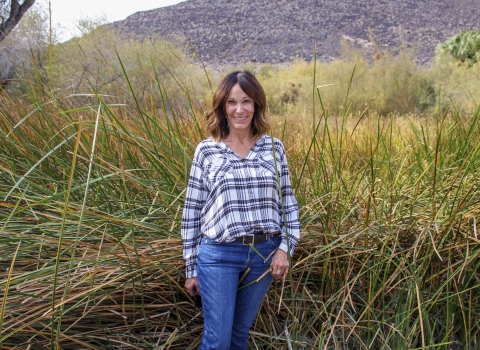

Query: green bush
436 30 480 67
433 55 480 113
252 44 437 119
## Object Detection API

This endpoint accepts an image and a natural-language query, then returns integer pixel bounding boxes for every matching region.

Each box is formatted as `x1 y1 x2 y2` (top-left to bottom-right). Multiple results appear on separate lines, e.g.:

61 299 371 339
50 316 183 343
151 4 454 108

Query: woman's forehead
228 83 254 98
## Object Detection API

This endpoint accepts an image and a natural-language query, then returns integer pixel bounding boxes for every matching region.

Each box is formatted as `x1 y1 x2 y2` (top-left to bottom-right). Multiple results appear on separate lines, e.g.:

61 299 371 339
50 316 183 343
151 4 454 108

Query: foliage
0 50 480 349
0 45 20 83
5 6 479 120
48 27 201 97
436 30 480 67
432 56 480 113
0 1 54 83
0 0 36 43
4 23 212 121
0 9 480 348
250 44 438 120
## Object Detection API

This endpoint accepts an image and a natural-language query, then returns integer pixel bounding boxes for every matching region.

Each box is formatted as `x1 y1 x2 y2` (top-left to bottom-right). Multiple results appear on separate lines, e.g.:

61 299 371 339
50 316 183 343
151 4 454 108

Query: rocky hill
110 0 480 67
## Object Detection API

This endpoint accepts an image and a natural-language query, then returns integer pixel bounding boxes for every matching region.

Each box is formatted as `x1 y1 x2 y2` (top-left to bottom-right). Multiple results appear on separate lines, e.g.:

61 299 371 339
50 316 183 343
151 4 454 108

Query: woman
181 70 300 349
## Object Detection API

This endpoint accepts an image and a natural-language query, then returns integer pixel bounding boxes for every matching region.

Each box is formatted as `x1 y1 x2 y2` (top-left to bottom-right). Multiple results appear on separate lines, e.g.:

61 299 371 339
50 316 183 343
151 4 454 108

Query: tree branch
0 0 36 43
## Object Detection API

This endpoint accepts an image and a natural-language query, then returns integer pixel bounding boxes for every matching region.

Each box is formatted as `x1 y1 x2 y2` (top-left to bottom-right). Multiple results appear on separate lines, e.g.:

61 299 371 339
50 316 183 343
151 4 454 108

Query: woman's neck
222 130 256 158
224 130 253 144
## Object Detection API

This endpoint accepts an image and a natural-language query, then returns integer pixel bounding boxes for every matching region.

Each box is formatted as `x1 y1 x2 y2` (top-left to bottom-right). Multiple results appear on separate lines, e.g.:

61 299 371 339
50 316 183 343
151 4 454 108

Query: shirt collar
215 134 267 158
253 134 266 150
248 134 267 159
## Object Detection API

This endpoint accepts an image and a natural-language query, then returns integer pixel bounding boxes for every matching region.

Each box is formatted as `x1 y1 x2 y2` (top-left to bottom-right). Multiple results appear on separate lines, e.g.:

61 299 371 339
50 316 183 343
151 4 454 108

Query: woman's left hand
270 249 289 280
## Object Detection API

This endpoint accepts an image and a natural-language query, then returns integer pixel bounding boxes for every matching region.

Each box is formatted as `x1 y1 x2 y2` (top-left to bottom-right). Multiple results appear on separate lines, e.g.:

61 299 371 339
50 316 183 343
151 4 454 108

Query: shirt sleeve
275 140 300 256
181 144 208 278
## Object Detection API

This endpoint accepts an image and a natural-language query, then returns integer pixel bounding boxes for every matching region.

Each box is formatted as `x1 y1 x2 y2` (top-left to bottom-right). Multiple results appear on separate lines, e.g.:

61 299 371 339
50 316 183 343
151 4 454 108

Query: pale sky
45 0 185 40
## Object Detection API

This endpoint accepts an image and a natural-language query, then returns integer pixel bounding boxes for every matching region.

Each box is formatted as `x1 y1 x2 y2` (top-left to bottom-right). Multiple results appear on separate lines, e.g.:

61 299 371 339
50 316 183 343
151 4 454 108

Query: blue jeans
197 235 281 350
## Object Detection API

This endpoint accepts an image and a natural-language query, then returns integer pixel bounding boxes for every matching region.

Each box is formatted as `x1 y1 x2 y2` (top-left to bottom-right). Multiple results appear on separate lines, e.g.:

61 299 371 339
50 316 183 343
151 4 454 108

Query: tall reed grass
1 49 479 349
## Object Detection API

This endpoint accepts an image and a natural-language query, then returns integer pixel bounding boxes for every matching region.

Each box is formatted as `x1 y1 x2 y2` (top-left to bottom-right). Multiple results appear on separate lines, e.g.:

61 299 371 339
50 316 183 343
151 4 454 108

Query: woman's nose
236 103 243 112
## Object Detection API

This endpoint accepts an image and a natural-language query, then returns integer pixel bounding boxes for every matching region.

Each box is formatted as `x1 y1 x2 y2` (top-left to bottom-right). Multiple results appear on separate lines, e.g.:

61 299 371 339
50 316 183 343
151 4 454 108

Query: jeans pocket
268 235 281 248
198 237 217 262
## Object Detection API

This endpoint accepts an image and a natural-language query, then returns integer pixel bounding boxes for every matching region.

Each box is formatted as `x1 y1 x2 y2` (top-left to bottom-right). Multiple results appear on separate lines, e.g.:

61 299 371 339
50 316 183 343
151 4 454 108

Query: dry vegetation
0 24 480 349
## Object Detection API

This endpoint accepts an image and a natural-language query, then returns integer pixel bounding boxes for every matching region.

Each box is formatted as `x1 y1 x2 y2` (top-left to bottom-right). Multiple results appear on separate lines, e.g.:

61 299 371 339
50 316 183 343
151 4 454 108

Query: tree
0 0 36 43
1 1 46 86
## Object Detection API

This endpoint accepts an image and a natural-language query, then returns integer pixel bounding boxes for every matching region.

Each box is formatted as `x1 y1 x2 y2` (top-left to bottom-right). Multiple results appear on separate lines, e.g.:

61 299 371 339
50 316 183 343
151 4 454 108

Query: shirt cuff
279 241 296 257
185 263 198 279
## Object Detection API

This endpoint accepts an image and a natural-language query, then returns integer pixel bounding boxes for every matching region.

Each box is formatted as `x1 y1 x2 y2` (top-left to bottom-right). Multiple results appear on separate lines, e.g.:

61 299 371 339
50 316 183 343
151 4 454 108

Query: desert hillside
110 0 480 67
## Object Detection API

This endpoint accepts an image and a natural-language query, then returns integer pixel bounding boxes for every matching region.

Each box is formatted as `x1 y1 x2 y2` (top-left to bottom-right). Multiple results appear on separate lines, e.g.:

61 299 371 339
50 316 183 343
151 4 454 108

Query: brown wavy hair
205 70 269 141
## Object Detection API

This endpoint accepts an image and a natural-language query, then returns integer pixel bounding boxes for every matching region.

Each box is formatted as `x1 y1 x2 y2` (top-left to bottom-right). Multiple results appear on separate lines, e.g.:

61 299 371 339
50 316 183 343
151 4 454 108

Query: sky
46 0 185 40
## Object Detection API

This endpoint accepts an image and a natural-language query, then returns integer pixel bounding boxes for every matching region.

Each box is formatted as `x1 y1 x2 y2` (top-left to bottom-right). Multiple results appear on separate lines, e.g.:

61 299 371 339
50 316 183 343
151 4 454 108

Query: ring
276 269 282 274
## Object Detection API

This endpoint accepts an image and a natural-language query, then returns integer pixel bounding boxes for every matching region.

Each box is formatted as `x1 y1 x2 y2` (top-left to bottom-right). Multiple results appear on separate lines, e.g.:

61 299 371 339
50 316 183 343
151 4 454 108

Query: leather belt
234 232 280 245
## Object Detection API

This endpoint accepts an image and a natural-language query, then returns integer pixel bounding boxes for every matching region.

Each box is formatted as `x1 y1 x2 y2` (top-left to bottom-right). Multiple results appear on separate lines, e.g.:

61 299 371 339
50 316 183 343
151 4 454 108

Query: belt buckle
242 234 254 245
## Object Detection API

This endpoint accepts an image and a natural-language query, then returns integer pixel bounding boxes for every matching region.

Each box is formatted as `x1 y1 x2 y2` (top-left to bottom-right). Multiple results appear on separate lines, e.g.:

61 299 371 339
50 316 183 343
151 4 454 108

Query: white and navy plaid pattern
181 135 300 278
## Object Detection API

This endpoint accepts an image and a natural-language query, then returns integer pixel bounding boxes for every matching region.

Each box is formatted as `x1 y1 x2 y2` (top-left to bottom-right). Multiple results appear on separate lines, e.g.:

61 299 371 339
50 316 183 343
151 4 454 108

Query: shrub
436 29 480 67
253 44 437 119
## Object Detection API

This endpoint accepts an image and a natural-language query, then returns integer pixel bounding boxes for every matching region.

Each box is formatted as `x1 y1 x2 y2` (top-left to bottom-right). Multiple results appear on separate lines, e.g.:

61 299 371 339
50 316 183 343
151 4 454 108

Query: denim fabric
197 235 281 350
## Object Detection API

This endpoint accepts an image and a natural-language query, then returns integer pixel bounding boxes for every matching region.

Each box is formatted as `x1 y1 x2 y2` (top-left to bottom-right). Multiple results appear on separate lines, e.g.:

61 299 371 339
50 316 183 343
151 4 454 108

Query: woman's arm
276 140 301 256
269 138 300 280
181 146 208 279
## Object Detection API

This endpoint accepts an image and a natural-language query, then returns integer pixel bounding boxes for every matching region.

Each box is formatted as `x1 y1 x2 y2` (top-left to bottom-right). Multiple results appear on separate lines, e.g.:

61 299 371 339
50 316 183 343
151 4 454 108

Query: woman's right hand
185 277 200 296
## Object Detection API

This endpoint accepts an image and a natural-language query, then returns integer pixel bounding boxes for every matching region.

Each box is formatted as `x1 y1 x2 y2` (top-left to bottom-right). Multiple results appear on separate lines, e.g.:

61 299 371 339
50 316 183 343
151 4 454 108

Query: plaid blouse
181 134 300 278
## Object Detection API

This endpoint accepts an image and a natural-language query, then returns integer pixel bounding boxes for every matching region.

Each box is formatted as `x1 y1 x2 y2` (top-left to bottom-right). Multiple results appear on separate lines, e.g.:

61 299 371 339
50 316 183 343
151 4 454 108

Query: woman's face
225 83 255 135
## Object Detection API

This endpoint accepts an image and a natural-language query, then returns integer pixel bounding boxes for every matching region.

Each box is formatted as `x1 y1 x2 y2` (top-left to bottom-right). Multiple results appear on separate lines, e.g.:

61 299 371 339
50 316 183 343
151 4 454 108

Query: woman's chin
228 118 251 128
